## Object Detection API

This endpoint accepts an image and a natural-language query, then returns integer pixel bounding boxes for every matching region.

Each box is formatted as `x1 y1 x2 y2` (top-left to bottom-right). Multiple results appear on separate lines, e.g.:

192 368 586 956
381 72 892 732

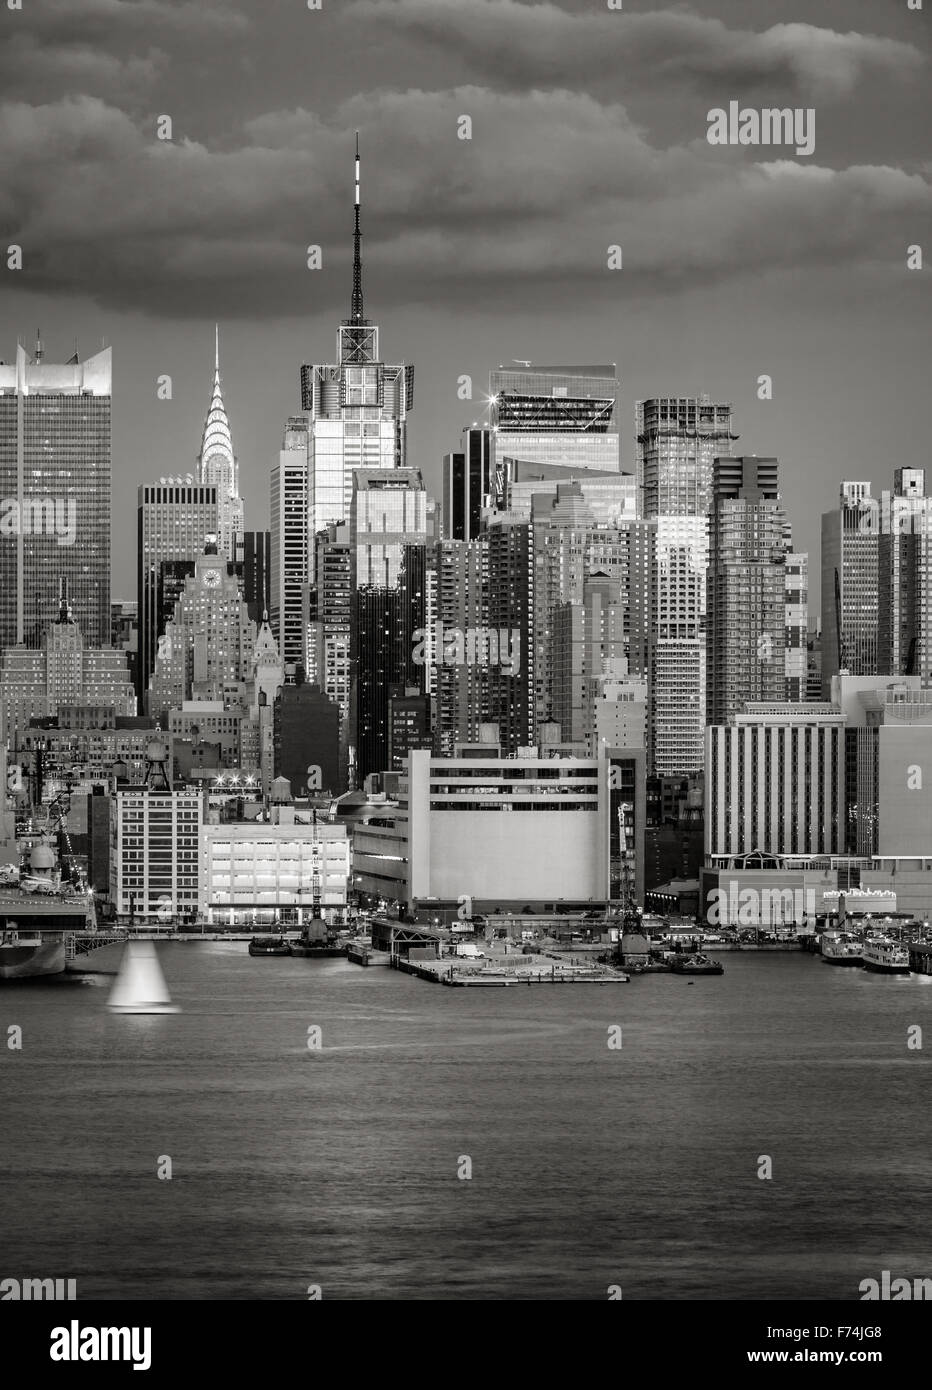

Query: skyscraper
442 427 492 541
877 468 932 681
706 456 786 726
350 469 431 783
820 481 879 696
0 341 111 651
197 328 244 560
490 365 620 481
298 136 413 537
270 417 311 672
137 479 219 704
637 395 738 774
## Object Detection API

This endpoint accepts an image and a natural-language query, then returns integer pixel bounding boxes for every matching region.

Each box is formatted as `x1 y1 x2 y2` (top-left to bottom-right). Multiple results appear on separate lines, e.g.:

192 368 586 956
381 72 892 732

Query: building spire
351 131 363 323
198 327 236 497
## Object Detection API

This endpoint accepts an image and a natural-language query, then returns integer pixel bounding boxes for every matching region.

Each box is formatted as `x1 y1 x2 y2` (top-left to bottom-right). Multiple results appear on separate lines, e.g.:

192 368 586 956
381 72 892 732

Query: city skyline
1 0 928 606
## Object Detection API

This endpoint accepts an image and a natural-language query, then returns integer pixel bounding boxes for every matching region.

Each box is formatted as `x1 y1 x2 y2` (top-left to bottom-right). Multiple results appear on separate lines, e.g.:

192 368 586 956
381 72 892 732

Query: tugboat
248 935 290 957
289 918 345 958
861 939 910 974
671 952 724 976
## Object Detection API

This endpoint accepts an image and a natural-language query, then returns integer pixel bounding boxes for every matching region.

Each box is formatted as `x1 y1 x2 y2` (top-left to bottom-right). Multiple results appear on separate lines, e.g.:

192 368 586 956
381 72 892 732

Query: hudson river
2 946 931 1300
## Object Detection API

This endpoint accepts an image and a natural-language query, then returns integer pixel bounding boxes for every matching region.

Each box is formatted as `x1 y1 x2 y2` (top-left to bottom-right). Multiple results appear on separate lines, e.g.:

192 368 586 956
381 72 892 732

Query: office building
137 479 219 703
0 340 111 651
202 813 350 927
270 419 312 672
273 682 342 797
707 456 786 726
110 786 203 921
442 427 492 541
490 364 620 478
1 588 135 742
784 553 809 702
234 530 272 626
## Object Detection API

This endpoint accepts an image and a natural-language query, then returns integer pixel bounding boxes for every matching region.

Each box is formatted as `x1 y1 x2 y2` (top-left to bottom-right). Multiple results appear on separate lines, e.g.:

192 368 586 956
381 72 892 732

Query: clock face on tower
202 569 221 589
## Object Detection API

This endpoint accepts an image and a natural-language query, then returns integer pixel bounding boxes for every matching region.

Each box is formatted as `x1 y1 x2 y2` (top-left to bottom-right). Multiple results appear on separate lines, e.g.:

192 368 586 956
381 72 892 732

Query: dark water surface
2 945 931 1300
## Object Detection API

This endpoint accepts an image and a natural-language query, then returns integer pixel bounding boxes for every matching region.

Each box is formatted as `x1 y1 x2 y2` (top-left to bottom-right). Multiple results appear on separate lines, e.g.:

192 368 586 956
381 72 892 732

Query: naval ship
0 844 92 980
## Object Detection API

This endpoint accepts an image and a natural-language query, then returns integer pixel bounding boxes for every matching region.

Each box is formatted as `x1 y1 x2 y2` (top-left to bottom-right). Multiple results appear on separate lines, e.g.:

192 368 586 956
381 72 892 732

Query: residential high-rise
529 483 653 743
877 468 932 681
442 427 492 541
137 479 219 705
270 418 311 672
307 521 352 784
350 469 431 783
784 552 809 702
707 456 786 726
197 328 244 560
637 395 738 774
489 365 620 482
820 481 879 696
0 341 111 651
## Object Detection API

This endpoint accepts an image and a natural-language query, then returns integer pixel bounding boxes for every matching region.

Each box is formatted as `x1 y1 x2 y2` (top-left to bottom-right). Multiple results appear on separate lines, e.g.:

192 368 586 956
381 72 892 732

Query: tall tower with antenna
274 135 415 673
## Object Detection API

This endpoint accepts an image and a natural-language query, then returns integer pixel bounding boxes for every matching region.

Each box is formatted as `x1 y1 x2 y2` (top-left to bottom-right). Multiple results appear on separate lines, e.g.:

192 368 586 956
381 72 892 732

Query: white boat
821 935 863 966
861 940 910 975
108 940 180 1013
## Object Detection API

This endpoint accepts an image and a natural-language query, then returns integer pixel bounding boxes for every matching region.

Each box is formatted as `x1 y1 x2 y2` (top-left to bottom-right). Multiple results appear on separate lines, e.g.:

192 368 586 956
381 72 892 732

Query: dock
389 955 628 986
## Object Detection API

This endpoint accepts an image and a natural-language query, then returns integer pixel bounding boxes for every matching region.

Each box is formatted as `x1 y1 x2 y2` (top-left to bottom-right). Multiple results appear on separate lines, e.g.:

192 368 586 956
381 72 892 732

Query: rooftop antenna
35 330 44 364
351 131 363 323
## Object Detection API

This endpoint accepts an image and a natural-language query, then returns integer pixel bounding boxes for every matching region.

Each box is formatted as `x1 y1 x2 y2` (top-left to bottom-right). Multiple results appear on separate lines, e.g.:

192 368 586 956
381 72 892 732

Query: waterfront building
110 786 203 921
705 704 846 859
202 802 349 927
706 456 786 726
0 340 111 651
352 747 611 911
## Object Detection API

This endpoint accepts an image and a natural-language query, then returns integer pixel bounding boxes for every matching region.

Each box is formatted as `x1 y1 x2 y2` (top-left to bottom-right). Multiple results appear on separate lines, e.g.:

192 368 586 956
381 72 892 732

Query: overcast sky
1 0 929 615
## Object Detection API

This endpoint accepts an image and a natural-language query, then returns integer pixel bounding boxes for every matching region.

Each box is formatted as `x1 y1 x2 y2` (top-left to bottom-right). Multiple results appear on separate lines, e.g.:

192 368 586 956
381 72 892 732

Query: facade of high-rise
637 395 738 774
197 329 244 560
877 468 932 682
233 530 272 626
820 481 879 696
147 549 257 724
442 427 492 541
0 342 111 652
110 788 203 921
551 573 629 747
490 365 620 481
705 705 845 859
137 480 219 704
273 682 342 797
270 418 311 672
529 483 653 743
784 552 809 702
307 521 352 784
350 469 431 784
706 456 786 727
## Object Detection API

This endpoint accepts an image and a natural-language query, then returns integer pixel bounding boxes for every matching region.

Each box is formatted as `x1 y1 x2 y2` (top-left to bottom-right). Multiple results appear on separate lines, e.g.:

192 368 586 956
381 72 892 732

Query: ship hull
862 959 910 974
289 943 345 958
822 953 863 966
0 939 66 980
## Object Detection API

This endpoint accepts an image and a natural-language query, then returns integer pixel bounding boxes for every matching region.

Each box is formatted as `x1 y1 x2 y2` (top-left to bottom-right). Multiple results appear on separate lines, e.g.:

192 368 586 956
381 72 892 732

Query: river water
2 945 931 1300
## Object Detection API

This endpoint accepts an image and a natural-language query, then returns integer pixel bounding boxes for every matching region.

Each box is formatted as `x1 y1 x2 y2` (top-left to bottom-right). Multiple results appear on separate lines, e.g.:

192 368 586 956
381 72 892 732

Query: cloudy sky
1 0 929 613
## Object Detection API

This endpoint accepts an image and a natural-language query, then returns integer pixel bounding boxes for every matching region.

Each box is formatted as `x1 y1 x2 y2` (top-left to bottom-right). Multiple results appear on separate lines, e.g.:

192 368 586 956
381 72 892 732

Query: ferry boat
861 940 910 974
821 935 863 966
248 935 290 957
671 952 724 976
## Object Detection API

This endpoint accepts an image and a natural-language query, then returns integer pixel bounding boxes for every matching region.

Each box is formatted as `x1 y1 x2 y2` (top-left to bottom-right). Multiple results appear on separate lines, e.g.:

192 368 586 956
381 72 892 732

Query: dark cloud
343 0 924 100
1 89 928 319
